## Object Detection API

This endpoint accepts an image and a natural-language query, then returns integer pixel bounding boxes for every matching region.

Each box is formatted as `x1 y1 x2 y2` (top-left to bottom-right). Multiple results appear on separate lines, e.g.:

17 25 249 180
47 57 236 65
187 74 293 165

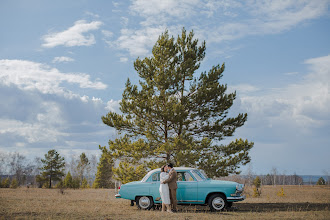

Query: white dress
159 172 171 204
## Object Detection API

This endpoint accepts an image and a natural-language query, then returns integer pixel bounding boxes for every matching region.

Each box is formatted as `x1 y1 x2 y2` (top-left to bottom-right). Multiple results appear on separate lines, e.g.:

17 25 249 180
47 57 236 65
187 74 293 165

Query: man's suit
163 168 177 210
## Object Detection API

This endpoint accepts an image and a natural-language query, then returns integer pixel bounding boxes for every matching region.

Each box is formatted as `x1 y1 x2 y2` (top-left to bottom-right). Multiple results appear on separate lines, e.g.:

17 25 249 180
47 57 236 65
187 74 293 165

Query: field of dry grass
0 185 329 219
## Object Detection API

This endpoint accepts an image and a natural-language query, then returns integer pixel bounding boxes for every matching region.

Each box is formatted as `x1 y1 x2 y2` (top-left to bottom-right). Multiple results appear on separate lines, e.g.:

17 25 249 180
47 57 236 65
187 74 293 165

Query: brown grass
0 185 329 219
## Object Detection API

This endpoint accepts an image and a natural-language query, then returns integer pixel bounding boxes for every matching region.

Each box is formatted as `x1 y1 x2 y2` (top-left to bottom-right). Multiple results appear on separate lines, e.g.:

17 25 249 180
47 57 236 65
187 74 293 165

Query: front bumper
227 195 246 201
115 194 121 198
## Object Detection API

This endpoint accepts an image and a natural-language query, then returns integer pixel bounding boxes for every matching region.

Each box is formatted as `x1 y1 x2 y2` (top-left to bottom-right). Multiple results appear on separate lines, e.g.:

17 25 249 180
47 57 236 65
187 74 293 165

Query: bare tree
0 151 9 175
323 170 330 186
9 152 28 186
271 167 278 186
66 154 79 178
89 154 98 185
246 163 254 186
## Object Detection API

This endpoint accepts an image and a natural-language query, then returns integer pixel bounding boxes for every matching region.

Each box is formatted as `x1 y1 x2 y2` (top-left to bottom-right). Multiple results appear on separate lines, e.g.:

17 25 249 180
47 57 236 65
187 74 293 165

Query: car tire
136 196 154 210
208 194 227 212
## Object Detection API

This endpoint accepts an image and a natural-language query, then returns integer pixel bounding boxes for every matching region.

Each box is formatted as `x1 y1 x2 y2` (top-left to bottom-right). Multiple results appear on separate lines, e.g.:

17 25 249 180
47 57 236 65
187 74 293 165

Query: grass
0 185 329 219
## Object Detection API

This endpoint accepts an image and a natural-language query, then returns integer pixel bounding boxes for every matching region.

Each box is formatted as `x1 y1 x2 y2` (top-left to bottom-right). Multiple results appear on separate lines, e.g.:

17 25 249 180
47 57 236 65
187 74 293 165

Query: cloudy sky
1 0 329 175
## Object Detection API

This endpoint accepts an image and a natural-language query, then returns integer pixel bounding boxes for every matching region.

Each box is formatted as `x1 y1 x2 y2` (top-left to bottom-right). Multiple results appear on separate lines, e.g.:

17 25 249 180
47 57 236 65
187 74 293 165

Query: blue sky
0 0 329 175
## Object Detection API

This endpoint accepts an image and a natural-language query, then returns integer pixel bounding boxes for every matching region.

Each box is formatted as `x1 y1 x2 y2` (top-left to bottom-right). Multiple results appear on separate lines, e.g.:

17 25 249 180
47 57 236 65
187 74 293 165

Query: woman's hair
161 165 166 172
167 163 174 168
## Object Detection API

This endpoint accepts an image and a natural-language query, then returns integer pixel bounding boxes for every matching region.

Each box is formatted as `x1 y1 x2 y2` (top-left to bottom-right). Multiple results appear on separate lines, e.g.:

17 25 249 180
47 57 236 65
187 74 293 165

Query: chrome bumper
115 194 121 198
227 195 246 201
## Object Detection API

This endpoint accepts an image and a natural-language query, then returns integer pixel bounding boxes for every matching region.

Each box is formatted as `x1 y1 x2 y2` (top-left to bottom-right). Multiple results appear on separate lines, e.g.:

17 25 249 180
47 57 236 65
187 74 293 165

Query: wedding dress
159 172 171 204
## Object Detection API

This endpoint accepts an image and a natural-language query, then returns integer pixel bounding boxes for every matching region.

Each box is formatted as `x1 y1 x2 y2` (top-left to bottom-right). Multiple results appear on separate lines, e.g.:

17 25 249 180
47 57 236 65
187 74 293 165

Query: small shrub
42 182 49 189
253 187 261 197
253 176 261 188
277 187 285 197
81 178 89 189
55 181 64 188
2 177 10 188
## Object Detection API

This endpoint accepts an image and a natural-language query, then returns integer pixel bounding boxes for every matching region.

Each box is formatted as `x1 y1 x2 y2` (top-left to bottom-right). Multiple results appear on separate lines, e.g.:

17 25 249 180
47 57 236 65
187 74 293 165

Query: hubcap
212 197 225 210
139 196 150 209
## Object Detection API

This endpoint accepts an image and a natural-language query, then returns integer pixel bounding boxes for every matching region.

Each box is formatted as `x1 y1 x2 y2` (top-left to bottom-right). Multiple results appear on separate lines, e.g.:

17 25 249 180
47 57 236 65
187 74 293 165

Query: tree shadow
167 202 329 213
233 202 329 212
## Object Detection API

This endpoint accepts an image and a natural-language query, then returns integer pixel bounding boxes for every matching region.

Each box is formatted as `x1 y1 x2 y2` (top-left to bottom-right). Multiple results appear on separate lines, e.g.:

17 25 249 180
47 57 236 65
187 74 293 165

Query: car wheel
136 196 154 210
208 194 227 212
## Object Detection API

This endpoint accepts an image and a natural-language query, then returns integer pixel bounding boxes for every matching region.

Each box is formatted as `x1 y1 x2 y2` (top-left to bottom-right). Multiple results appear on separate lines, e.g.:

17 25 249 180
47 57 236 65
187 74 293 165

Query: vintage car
115 167 245 211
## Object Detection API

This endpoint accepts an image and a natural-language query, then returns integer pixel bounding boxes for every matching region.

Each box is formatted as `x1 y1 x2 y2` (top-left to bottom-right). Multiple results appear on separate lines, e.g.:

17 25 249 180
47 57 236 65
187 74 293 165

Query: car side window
177 172 195 181
177 172 184 181
184 172 195 181
152 172 160 182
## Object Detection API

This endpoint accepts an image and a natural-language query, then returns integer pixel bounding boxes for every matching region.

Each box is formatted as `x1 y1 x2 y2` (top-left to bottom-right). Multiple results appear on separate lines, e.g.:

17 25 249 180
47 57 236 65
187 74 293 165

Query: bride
159 165 172 213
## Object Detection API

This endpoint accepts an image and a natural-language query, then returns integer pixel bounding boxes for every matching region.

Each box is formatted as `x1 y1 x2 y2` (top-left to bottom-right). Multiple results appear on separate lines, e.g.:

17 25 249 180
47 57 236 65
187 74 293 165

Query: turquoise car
115 167 245 211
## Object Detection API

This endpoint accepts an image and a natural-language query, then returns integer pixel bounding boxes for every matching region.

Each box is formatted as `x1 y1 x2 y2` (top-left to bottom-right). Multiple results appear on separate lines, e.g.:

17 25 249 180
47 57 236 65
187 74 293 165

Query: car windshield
192 169 207 180
141 170 153 182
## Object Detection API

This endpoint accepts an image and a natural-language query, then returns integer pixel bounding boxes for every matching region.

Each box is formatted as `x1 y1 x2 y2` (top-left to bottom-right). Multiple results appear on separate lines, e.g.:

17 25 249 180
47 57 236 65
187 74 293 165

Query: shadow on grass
153 202 329 213
234 202 330 212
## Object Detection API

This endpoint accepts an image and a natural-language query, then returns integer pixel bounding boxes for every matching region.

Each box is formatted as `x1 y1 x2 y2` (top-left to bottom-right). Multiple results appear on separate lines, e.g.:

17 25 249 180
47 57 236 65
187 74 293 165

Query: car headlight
236 184 244 193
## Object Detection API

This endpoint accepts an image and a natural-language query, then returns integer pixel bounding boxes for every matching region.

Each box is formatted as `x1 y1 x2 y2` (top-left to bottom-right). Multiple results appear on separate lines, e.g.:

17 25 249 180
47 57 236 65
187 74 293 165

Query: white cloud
116 27 166 57
105 99 121 113
121 0 329 56
52 56 75 63
101 30 113 38
85 11 100 18
120 57 128 62
236 54 330 133
0 118 68 143
230 84 260 94
121 17 129 26
0 59 107 97
42 20 103 48
130 0 199 26
206 0 329 43
0 84 113 157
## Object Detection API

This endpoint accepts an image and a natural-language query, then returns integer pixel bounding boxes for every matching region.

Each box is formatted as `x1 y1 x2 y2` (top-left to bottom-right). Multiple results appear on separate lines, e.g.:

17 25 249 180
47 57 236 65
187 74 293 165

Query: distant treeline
0 151 100 188
0 151 328 188
219 174 329 186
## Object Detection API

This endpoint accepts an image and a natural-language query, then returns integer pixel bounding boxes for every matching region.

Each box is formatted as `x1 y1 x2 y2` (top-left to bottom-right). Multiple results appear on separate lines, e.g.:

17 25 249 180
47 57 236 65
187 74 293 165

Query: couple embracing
159 163 177 213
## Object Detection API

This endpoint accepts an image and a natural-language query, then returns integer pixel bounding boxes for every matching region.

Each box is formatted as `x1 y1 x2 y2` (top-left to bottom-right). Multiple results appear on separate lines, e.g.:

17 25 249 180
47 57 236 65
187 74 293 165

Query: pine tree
102 28 254 178
253 176 261 197
93 146 114 188
316 177 326 185
64 172 73 188
2 177 10 188
72 177 80 189
10 178 18 189
112 161 147 184
81 177 89 189
40 149 65 188
253 176 261 188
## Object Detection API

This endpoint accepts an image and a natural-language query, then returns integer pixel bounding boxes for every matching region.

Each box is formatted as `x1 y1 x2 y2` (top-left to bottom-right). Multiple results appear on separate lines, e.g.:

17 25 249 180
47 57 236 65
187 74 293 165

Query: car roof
151 167 196 171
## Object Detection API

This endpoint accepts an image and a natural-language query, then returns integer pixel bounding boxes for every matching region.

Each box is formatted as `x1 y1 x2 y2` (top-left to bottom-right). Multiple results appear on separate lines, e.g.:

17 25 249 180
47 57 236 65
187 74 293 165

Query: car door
148 171 161 203
176 171 198 203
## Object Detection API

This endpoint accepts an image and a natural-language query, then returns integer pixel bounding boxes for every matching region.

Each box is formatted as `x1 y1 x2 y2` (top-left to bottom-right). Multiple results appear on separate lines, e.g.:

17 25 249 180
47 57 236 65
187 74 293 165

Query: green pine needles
102 28 254 179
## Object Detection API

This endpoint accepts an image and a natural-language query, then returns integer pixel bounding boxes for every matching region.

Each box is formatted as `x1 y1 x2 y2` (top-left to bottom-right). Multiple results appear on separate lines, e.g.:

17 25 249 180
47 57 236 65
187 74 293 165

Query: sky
0 0 329 175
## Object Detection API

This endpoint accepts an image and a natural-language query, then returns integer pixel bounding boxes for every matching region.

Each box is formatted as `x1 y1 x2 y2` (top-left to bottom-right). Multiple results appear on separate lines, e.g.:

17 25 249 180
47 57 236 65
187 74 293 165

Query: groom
162 163 177 211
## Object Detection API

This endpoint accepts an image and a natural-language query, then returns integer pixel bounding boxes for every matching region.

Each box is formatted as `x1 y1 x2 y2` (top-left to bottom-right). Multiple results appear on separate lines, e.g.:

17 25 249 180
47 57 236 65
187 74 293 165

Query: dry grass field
0 185 329 219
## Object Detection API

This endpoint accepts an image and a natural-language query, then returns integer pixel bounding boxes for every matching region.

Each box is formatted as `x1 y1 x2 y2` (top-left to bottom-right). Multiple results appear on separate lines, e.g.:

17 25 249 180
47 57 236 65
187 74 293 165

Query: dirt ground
0 185 329 219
